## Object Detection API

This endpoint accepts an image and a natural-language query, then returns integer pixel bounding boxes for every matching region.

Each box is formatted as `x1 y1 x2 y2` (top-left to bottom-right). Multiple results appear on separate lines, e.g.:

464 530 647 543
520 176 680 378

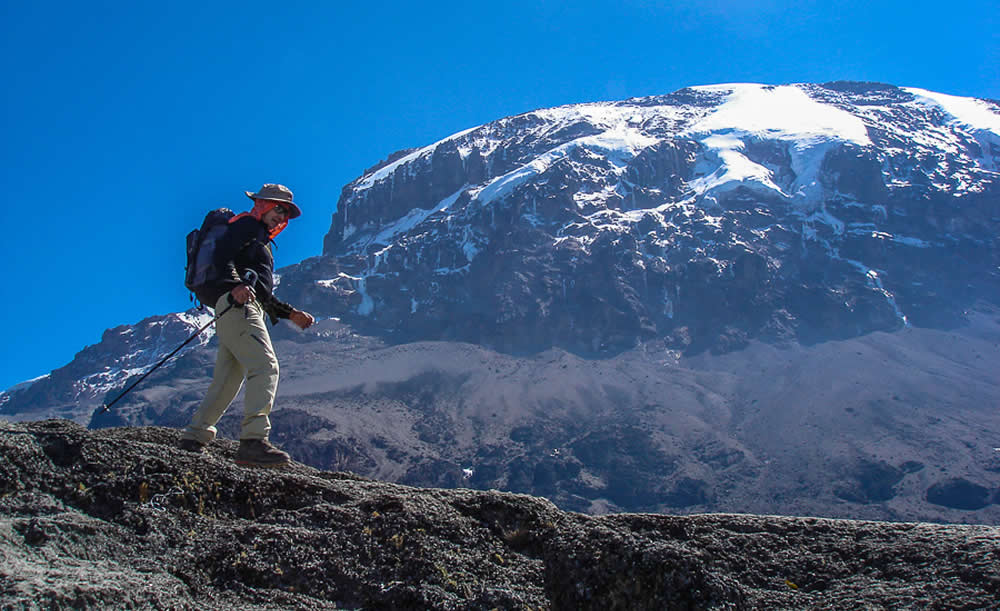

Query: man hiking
180 183 315 467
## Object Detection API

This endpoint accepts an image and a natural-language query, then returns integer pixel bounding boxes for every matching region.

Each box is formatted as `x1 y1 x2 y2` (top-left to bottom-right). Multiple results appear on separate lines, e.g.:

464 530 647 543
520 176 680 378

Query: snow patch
356 276 374 316
846 260 910 326
355 127 480 192
683 84 871 204
687 133 787 198
904 88 1000 134
175 310 216 328
3 373 51 394
350 186 468 254
688 84 871 145
470 120 658 206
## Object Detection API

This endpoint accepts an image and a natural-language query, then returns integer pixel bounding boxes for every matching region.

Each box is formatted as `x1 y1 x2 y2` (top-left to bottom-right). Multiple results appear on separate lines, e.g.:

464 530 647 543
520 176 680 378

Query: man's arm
261 298 313 329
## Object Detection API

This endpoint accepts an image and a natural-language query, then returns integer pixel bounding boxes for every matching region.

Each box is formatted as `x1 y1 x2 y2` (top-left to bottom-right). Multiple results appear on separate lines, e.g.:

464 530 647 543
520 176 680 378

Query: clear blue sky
2 0 997 391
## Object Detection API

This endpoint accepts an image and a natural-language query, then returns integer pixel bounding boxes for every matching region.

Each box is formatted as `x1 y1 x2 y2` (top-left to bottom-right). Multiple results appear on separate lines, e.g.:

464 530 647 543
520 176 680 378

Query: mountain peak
294 82 1000 356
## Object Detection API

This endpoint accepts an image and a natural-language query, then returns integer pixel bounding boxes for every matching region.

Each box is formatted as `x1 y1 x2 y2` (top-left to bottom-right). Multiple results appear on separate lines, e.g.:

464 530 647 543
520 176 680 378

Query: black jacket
205 215 295 323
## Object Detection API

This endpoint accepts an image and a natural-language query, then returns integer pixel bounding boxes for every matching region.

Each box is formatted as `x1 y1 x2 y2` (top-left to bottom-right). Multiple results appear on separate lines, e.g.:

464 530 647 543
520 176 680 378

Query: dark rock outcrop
3 420 999 609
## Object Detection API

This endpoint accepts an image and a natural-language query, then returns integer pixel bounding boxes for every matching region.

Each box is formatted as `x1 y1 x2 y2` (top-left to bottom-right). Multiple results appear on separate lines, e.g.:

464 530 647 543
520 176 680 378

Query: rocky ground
2 420 998 610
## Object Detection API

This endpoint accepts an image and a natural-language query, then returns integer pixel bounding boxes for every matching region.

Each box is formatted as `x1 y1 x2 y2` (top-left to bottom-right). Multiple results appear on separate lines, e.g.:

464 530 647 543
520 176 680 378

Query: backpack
185 208 235 307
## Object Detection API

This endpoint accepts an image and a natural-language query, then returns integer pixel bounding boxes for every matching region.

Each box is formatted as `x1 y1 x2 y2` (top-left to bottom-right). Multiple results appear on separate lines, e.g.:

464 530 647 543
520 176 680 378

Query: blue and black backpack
184 208 235 308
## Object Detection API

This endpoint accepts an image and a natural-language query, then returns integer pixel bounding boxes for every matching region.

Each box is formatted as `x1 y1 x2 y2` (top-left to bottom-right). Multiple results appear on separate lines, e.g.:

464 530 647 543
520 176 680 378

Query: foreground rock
2 420 998 610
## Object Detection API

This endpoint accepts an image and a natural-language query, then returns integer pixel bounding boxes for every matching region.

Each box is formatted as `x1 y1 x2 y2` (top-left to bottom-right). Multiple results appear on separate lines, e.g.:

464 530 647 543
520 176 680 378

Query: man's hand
230 284 256 305
289 309 315 330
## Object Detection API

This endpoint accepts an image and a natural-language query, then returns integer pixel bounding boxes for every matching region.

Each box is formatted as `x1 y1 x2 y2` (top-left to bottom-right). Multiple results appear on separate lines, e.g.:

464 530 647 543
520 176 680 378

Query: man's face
261 201 290 230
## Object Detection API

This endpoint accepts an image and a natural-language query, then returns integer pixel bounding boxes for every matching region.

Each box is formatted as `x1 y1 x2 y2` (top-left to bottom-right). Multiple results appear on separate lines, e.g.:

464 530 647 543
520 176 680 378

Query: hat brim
246 191 302 218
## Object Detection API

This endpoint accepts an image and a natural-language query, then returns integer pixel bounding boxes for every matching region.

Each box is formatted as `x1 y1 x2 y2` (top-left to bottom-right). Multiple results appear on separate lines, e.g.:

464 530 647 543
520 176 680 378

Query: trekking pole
99 270 258 413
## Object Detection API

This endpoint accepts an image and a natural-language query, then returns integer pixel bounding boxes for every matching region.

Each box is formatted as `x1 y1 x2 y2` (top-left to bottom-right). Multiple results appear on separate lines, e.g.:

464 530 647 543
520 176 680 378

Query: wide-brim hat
245 183 302 219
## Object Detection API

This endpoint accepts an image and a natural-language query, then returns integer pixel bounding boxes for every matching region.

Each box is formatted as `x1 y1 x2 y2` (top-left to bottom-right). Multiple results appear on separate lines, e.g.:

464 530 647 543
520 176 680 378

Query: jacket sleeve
262 296 295 324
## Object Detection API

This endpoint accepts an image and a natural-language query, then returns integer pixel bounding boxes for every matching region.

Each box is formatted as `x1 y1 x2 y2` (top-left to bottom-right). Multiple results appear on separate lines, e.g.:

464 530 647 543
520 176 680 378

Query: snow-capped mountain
271 81 999 355
0 311 215 421
3 82 999 523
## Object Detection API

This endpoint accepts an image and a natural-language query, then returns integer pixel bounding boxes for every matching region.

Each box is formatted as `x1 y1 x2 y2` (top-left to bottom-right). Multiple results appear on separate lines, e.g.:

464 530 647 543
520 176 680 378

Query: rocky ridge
2 419 999 610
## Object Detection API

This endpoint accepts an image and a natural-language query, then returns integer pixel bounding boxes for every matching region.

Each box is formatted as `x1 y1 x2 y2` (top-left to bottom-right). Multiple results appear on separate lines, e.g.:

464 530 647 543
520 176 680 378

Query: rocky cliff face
3 420 999 610
280 81 1000 355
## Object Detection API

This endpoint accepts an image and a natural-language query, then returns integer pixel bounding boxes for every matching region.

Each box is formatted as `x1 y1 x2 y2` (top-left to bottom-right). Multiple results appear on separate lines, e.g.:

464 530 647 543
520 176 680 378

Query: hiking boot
179 438 206 453
235 439 290 468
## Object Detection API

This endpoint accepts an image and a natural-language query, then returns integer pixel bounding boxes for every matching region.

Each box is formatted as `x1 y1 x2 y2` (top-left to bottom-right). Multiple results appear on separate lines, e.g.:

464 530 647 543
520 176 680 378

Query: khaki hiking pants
183 294 279 444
